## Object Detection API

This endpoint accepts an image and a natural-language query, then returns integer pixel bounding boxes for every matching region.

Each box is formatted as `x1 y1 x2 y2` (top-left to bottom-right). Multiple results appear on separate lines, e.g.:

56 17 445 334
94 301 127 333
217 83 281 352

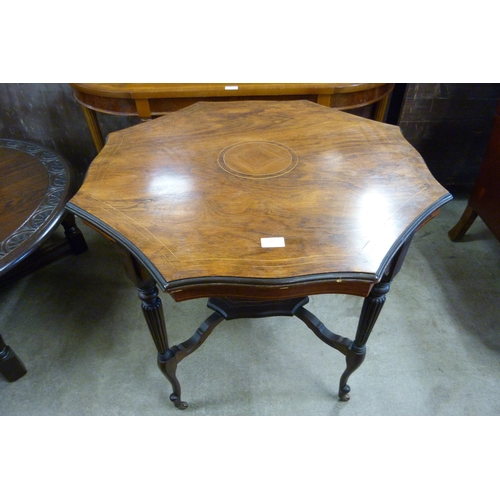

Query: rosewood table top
68 100 450 301
67 100 452 408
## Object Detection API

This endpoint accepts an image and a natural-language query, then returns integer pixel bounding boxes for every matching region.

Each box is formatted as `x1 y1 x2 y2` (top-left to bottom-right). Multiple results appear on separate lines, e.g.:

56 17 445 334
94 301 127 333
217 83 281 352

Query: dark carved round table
0 139 87 381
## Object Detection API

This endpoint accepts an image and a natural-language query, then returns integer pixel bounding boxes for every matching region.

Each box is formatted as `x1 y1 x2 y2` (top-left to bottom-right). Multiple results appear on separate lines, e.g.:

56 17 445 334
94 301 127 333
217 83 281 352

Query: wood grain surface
0 148 48 239
0 139 79 276
68 100 451 297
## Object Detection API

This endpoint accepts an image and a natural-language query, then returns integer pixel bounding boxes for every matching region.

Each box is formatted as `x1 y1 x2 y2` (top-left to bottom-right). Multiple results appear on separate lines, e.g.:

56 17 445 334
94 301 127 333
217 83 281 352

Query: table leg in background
448 204 478 241
0 334 27 382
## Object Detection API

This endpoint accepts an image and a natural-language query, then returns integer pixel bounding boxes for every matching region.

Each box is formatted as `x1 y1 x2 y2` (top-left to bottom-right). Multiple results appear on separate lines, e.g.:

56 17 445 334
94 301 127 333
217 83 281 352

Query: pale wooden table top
68 100 451 300
70 83 392 102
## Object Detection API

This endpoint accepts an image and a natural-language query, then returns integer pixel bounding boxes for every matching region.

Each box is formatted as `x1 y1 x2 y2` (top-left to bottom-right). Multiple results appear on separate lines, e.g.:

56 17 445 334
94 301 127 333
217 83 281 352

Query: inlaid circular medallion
218 141 298 179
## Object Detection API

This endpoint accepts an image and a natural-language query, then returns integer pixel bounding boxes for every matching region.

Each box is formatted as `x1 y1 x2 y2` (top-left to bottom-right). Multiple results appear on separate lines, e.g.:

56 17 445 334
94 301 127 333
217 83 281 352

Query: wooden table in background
0 139 87 381
68 100 450 409
70 83 394 153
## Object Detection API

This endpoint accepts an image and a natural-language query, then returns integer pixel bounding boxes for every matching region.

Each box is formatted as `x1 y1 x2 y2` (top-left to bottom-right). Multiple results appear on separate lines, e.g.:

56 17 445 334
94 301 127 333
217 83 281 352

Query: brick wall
399 83 500 194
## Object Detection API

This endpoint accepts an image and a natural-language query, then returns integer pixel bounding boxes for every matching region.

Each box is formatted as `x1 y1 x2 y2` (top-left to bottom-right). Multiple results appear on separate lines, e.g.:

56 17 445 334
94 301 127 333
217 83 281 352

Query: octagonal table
67 100 452 409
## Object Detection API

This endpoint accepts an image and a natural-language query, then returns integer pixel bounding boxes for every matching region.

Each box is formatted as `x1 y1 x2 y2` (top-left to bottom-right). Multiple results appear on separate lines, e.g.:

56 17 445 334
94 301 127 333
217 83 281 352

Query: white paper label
225 85 239 90
261 237 285 248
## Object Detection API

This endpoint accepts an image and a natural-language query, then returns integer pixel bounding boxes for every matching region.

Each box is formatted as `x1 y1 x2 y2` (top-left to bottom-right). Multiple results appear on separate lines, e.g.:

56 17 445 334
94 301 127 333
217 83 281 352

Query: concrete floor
1 196 499 416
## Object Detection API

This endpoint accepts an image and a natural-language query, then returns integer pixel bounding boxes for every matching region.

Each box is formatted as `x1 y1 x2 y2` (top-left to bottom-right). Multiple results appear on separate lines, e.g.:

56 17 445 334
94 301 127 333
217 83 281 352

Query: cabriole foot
339 385 351 401
170 393 189 410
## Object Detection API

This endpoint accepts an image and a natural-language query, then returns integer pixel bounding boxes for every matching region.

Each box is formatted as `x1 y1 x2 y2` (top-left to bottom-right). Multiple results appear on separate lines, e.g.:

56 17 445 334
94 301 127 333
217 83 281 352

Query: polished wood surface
68 100 451 408
0 147 48 239
70 83 394 153
69 100 450 300
449 99 500 242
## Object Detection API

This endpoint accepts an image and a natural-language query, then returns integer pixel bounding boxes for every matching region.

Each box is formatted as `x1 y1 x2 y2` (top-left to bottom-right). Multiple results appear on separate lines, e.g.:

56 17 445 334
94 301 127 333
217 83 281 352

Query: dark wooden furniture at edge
449 99 500 242
0 139 88 382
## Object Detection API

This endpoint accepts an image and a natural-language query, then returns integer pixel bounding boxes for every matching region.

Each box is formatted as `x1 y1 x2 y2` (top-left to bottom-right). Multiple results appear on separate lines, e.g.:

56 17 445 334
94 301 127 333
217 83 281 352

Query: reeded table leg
338 281 391 400
122 250 225 409
122 252 183 407
123 238 410 409
296 234 412 403
294 283 389 403
137 283 202 409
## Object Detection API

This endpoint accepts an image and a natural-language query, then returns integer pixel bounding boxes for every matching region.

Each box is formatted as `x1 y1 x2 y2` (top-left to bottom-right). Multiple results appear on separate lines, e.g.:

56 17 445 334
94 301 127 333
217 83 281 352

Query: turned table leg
121 250 224 409
61 212 88 254
137 282 190 409
121 251 185 407
120 234 414 408
337 236 413 400
138 281 226 409
0 334 27 382
338 281 391 401
81 105 104 153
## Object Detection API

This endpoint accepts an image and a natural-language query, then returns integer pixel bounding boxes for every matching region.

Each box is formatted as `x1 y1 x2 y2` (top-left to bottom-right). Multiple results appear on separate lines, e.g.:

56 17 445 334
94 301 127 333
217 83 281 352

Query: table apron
166 279 375 302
